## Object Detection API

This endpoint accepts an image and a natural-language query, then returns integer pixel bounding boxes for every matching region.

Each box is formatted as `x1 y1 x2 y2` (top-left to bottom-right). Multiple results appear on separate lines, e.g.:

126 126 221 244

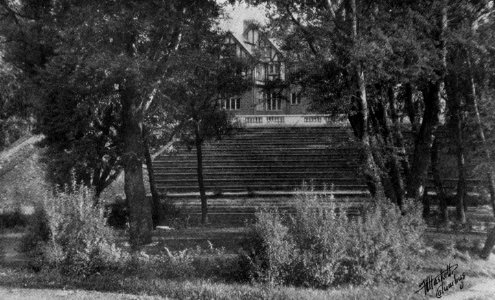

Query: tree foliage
0 0 225 246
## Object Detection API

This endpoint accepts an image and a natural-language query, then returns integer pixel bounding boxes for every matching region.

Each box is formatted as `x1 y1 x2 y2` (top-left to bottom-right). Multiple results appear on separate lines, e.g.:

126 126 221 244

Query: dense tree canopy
0 0 230 246
246 0 495 218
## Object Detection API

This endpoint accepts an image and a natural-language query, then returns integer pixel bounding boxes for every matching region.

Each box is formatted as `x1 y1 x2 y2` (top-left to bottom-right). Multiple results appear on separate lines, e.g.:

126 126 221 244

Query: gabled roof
226 28 284 61
227 31 254 57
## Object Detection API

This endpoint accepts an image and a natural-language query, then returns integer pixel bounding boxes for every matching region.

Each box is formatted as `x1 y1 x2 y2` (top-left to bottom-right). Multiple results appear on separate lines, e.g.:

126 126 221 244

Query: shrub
339 198 425 285
22 184 128 276
238 209 295 285
239 193 426 288
288 193 349 288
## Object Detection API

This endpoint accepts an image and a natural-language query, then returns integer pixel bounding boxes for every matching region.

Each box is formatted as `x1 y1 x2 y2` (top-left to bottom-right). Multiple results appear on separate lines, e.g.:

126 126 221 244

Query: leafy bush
339 198 425 285
239 194 425 288
22 184 129 276
238 210 295 285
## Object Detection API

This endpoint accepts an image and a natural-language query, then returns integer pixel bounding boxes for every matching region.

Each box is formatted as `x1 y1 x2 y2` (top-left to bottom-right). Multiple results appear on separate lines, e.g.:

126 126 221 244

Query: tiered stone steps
152 126 484 225
153 127 369 224
154 127 367 195
166 195 368 225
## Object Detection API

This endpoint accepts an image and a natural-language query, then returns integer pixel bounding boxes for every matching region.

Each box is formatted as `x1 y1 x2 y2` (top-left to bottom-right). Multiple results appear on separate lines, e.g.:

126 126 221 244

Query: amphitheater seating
152 126 481 225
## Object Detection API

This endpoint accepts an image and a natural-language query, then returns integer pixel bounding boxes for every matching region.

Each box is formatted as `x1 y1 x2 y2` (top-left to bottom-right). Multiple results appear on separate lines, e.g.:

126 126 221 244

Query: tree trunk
454 106 467 224
407 2 447 202
489 172 495 218
481 226 495 259
386 86 406 210
389 86 411 176
404 82 418 135
445 65 468 224
143 131 161 229
431 138 448 222
466 56 495 258
423 186 430 218
407 82 442 201
467 58 495 217
194 124 208 225
348 0 385 199
121 84 153 247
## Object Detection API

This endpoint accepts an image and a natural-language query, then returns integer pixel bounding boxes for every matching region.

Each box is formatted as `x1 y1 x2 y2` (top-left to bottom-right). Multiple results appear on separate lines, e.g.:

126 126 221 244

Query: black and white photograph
1 0 495 299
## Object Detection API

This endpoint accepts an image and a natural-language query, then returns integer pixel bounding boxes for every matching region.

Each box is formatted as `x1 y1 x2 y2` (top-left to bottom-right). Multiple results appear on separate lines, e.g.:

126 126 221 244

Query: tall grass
239 192 426 288
22 184 129 276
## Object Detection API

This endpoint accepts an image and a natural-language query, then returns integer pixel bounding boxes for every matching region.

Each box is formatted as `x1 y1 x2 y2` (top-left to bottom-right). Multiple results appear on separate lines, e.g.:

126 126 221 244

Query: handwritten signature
415 263 466 298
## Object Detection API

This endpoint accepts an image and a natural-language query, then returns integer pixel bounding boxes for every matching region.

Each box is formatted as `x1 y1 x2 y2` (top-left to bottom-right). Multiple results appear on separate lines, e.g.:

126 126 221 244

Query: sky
217 1 269 35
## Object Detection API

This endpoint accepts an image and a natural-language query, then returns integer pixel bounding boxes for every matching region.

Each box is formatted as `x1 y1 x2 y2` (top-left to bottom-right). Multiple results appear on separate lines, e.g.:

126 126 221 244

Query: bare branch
284 4 321 58
325 0 337 19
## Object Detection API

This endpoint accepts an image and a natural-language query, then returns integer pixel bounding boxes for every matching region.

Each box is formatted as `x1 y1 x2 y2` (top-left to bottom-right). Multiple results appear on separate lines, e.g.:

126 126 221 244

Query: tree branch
325 0 337 19
284 4 321 58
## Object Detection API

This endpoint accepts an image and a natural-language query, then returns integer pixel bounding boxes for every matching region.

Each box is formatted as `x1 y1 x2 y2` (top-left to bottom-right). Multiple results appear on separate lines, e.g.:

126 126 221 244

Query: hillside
0 135 46 213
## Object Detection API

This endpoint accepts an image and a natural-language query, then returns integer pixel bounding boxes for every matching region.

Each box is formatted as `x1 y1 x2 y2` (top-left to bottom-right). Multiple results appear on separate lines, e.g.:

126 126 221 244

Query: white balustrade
235 115 347 127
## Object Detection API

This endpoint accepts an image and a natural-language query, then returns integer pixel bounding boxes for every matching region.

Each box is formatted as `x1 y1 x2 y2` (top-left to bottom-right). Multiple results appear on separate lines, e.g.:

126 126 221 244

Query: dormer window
246 29 258 44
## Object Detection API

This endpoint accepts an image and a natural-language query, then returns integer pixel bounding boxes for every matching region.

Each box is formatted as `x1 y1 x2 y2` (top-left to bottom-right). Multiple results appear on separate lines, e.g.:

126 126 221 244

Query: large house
222 21 329 127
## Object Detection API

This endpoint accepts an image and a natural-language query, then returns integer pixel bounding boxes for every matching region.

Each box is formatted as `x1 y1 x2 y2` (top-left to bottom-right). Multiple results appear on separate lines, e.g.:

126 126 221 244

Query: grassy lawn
1 225 495 299
0 265 429 300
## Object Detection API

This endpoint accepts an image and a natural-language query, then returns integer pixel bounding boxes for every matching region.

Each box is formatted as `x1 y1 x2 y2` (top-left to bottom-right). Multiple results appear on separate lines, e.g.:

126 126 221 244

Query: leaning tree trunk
121 84 153 247
467 57 495 216
404 82 419 135
194 124 208 225
431 138 448 222
466 56 495 258
370 92 404 208
407 2 447 202
407 82 442 201
143 131 161 229
347 0 385 199
453 102 467 224
386 87 406 210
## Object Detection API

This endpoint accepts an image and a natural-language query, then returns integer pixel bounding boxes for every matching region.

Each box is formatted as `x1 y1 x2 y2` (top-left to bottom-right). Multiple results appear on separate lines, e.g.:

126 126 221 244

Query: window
265 93 282 111
268 63 280 74
221 98 241 110
247 29 258 44
241 68 253 79
291 92 301 105
255 64 266 81
267 63 280 81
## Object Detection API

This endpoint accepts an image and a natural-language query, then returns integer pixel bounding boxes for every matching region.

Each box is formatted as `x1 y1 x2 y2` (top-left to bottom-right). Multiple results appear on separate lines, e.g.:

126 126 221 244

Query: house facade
222 22 330 126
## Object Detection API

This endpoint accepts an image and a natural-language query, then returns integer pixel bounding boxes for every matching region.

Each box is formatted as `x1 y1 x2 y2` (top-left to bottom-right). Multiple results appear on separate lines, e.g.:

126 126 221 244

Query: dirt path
0 287 167 300
442 278 495 300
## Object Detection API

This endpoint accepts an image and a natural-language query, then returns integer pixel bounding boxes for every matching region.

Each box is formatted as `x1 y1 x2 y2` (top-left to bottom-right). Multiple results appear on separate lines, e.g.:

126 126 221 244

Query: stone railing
235 114 347 127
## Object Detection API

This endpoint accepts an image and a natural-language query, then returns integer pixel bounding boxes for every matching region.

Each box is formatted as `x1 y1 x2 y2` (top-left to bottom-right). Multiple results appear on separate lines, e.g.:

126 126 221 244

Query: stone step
158 184 367 193
216 138 352 143
153 165 359 171
155 171 360 180
156 177 365 185
158 149 361 157
164 190 371 199
170 199 367 206
154 158 359 165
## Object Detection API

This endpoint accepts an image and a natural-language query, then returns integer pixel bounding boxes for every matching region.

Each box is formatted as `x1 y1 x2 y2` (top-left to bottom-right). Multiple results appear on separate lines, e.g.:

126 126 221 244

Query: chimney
243 19 258 33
